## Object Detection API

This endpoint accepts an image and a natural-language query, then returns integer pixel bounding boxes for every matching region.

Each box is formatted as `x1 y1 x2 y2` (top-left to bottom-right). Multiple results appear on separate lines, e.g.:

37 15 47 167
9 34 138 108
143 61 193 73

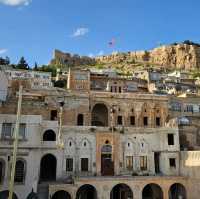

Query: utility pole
56 101 65 149
8 85 23 199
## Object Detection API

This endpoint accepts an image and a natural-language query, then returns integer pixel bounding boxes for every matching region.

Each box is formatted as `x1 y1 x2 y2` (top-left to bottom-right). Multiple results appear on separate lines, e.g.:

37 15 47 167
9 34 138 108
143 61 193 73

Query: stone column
163 184 170 199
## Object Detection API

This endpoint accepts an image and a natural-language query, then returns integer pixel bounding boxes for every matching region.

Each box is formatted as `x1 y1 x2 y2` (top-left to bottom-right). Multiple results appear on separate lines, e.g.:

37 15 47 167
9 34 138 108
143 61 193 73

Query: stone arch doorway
0 190 18 199
142 183 163 199
40 154 57 182
76 184 97 199
91 103 108 126
101 144 114 176
110 183 133 199
52 190 71 199
43 130 56 141
169 183 187 199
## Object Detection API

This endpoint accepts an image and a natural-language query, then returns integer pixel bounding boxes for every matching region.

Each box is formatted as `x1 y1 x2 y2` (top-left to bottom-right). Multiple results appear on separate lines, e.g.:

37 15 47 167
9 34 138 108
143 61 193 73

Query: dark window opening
169 158 176 168
2 123 12 138
91 104 108 126
143 117 148 126
66 158 73 172
117 116 123 125
77 114 84 126
156 117 160 126
40 154 57 181
81 158 89 172
50 110 57 121
154 152 160 174
130 116 135 125
119 87 122 93
168 134 174 145
43 130 56 141
19 123 26 139
14 160 25 183
140 156 147 171
114 86 117 92
76 185 97 199
0 161 4 183
110 184 133 199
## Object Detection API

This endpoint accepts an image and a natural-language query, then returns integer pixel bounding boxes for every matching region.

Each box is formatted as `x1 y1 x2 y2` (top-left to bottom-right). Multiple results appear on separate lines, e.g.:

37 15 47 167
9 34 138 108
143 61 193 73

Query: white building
5 70 52 89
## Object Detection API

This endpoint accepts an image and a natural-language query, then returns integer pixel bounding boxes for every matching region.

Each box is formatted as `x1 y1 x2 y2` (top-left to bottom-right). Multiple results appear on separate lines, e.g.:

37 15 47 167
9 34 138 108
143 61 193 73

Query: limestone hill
50 41 200 73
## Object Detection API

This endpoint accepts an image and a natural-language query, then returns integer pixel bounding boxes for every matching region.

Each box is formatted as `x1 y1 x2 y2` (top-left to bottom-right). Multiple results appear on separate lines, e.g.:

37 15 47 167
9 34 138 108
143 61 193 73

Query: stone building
0 69 199 199
4 69 52 89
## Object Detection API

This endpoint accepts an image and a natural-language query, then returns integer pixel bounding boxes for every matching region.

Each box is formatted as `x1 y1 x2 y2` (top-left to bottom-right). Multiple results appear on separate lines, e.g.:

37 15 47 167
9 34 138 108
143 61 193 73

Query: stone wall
96 44 200 70
50 50 96 67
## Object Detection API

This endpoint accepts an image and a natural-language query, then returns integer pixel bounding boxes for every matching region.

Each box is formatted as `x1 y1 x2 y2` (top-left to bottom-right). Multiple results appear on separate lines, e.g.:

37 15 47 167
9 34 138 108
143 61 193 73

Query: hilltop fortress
51 43 200 70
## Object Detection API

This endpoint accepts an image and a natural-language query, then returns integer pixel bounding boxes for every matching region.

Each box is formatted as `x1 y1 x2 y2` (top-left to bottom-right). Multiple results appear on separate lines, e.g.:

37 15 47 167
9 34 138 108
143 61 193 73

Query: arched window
15 160 25 183
0 159 5 183
77 114 84 126
43 130 56 141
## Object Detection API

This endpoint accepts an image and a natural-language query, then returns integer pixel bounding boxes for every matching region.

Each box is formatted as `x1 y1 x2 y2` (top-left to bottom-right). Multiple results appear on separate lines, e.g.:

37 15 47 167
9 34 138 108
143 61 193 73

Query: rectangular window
130 116 135 126
2 123 12 138
168 134 174 145
156 117 160 126
186 105 193 112
114 86 117 93
0 161 3 183
66 158 73 172
19 124 26 139
140 156 147 171
126 156 133 170
50 110 57 121
117 116 123 125
119 87 122 93
169 158 176 168
143 117 148 126
81 158 89 172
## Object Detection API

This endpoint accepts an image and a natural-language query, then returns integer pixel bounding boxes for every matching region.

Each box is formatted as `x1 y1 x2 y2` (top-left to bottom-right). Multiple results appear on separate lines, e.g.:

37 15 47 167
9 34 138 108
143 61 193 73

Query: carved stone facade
0 72 199 199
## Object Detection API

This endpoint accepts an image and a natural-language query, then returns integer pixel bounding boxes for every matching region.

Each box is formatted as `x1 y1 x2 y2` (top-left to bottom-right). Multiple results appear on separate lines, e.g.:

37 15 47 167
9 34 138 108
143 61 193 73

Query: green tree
33 62 38 71
16 57 29 70
0 56 10 65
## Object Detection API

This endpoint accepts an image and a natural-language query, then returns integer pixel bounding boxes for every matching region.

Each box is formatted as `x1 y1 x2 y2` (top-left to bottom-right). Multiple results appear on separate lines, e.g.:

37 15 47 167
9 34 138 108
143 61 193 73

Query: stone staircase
37 183 49 199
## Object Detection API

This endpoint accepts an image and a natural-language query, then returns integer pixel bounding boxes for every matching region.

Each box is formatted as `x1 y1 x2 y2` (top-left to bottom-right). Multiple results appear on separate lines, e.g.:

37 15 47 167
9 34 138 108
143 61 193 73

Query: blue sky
0 0 200 66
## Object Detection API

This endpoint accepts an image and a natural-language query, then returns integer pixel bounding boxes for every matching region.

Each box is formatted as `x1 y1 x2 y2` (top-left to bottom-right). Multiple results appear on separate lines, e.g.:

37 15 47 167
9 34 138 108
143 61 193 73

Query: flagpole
8 85 23 199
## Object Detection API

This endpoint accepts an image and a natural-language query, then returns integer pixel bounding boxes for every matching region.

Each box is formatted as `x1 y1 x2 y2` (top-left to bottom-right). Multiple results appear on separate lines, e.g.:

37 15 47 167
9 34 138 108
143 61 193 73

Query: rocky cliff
96 43 200 70
51 43 200 71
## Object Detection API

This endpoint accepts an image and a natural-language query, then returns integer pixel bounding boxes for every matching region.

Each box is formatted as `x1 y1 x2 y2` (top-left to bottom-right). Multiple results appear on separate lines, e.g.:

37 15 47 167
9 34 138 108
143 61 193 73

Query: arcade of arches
51 183 187 199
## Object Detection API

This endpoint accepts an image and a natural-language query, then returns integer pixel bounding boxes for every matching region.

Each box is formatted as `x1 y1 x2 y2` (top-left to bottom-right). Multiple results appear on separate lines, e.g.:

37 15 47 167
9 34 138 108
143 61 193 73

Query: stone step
37 183 49 199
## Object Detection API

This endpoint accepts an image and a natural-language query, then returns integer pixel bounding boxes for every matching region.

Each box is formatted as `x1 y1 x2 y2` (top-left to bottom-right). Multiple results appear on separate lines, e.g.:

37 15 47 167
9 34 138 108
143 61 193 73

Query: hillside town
0 49 200 199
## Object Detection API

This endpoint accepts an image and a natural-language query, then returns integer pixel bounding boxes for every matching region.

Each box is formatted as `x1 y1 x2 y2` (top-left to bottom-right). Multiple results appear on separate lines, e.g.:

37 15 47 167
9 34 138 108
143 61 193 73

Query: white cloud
0 0 31 6
88 53 94 58
98 50 104 56
71 27 89 37
0 49 8 54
